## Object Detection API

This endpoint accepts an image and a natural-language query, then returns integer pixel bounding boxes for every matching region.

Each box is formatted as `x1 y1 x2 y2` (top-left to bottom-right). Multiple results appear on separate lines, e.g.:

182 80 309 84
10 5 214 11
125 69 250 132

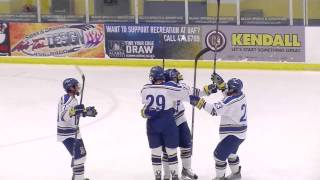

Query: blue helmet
164 69 183 82
149 66 165 84
63 78 79 93
227 78 243 94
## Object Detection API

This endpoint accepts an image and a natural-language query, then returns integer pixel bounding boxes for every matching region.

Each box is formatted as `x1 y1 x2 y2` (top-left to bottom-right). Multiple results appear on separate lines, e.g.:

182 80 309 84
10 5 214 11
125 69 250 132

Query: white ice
0 64 319 180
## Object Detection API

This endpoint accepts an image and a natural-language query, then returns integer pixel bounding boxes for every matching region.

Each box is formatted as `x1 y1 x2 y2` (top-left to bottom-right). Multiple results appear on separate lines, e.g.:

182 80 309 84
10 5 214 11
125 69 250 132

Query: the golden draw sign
232 33 301 47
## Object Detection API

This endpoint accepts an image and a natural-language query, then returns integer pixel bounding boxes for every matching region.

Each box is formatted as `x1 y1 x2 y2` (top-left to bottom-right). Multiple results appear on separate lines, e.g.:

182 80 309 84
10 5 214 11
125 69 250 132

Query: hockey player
57 78 97 180
141 66 192 180
189 73 247 180
162 69 217 180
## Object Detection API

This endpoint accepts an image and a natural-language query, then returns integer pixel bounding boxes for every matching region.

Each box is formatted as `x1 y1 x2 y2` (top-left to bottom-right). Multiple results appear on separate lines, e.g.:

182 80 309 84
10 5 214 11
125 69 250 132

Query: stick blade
195 47 211 61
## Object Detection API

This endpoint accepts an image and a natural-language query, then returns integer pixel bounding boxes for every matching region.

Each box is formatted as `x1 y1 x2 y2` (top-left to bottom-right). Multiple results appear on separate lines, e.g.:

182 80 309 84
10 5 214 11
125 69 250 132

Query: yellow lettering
232 34 242 46
272 34 284 46
251 34 262 46
263 34 273 46
284 34 292 46
292 34 301 47
242 34 251 46
231 33 301 47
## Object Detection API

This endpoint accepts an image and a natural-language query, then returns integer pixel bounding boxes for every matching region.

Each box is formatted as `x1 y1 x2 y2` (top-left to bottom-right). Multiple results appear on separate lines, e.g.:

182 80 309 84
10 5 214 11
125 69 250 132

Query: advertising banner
201 26 305 62
105 24 202 59
0 22 10 56
105 24 304 62
10 23 105 58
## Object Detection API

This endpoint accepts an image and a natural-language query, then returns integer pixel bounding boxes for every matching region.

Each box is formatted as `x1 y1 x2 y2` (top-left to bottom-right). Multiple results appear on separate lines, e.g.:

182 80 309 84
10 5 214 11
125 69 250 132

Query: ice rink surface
0 64 320 180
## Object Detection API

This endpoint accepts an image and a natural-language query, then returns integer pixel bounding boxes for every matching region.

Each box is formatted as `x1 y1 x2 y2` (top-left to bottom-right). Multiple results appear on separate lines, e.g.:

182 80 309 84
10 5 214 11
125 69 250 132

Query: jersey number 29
146 95 166 111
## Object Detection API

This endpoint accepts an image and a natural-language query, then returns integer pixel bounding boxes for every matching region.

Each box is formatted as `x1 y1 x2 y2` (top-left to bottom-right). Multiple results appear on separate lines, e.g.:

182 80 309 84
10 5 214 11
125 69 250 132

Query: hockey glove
189 95 206 109
83 106 98 117
203 84 218 95
69 104 85 117
141 106 148 119
177 73 184 81
211 73 226 90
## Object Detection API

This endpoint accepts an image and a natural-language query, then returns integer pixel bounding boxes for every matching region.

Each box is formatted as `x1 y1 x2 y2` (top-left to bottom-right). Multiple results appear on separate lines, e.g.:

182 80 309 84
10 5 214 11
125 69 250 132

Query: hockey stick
191 0 221 152
191 47 211 153
71 66 85 180
75 66 85 104
213 0 221 74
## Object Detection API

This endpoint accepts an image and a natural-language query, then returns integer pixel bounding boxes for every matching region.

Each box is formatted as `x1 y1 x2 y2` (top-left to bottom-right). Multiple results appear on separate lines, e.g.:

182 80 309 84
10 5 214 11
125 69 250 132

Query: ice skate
163 174 170 180
172 174 180 180
155 174 162 180
71 175 90 180
171 170 180 180
155 170 162 180
163 167 170 180
212 176 227 180
181 168 198 179
226 166 241 180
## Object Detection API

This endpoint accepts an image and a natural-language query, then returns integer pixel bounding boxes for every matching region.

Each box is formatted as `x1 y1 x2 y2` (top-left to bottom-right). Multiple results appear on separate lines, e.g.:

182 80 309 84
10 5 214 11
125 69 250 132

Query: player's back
219 93 247 140
141 82 186 109
221 93 247 124
141 82 189 121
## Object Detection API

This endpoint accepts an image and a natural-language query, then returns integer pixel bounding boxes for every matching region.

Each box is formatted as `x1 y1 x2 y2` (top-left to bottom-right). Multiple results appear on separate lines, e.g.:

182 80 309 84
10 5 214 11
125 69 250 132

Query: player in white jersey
141 66 191 180
190 73 247 180
162 69 217 180
57 78 97 180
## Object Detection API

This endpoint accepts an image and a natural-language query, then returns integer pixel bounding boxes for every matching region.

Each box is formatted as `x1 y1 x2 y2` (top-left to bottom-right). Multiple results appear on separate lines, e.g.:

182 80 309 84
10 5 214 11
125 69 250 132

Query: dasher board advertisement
10 23 105 58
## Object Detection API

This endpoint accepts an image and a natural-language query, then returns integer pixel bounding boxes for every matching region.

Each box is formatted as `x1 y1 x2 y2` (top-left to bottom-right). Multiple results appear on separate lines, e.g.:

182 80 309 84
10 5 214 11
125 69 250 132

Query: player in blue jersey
141 66 193 180
57 78 97 180
162 69 217 180
190 73 247 180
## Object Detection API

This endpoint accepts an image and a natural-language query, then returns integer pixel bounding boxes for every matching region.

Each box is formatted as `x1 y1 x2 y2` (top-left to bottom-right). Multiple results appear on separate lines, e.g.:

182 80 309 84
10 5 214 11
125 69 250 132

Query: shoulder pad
164 81 182 88
63 94 71 104
223 93 244 105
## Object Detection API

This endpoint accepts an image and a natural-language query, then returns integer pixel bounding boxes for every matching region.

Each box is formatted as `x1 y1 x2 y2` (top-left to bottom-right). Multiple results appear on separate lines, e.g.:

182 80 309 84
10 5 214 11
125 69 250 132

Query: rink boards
1 56 320 71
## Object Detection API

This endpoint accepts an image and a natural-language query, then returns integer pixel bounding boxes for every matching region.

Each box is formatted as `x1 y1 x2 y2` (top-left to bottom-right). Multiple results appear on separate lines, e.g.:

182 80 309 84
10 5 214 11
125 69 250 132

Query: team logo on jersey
205 30 227 52
11 24 104 56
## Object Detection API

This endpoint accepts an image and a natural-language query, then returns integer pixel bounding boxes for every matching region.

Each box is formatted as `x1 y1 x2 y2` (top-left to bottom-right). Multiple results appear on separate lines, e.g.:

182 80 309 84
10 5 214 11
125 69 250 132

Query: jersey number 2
146 95 165 110
240 104 247 122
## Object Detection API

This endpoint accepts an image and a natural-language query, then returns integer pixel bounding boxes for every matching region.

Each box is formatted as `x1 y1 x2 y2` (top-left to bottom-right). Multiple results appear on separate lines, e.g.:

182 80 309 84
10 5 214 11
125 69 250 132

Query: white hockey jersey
57 94 81 142
141 82 189 113
203 92 247 140
174 82 207 126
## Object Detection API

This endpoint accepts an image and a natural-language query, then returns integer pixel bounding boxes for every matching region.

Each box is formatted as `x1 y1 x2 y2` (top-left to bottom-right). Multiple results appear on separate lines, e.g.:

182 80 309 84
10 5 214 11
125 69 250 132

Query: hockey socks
151 147 162 178
228 154 240 174
166 148 179 177
180 147 192 169
215 158 227 178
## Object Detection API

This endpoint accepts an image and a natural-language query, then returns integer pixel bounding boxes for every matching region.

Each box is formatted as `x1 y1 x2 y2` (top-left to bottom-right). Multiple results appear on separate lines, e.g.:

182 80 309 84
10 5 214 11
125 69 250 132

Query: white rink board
306 27 320 64
0 64 320 180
